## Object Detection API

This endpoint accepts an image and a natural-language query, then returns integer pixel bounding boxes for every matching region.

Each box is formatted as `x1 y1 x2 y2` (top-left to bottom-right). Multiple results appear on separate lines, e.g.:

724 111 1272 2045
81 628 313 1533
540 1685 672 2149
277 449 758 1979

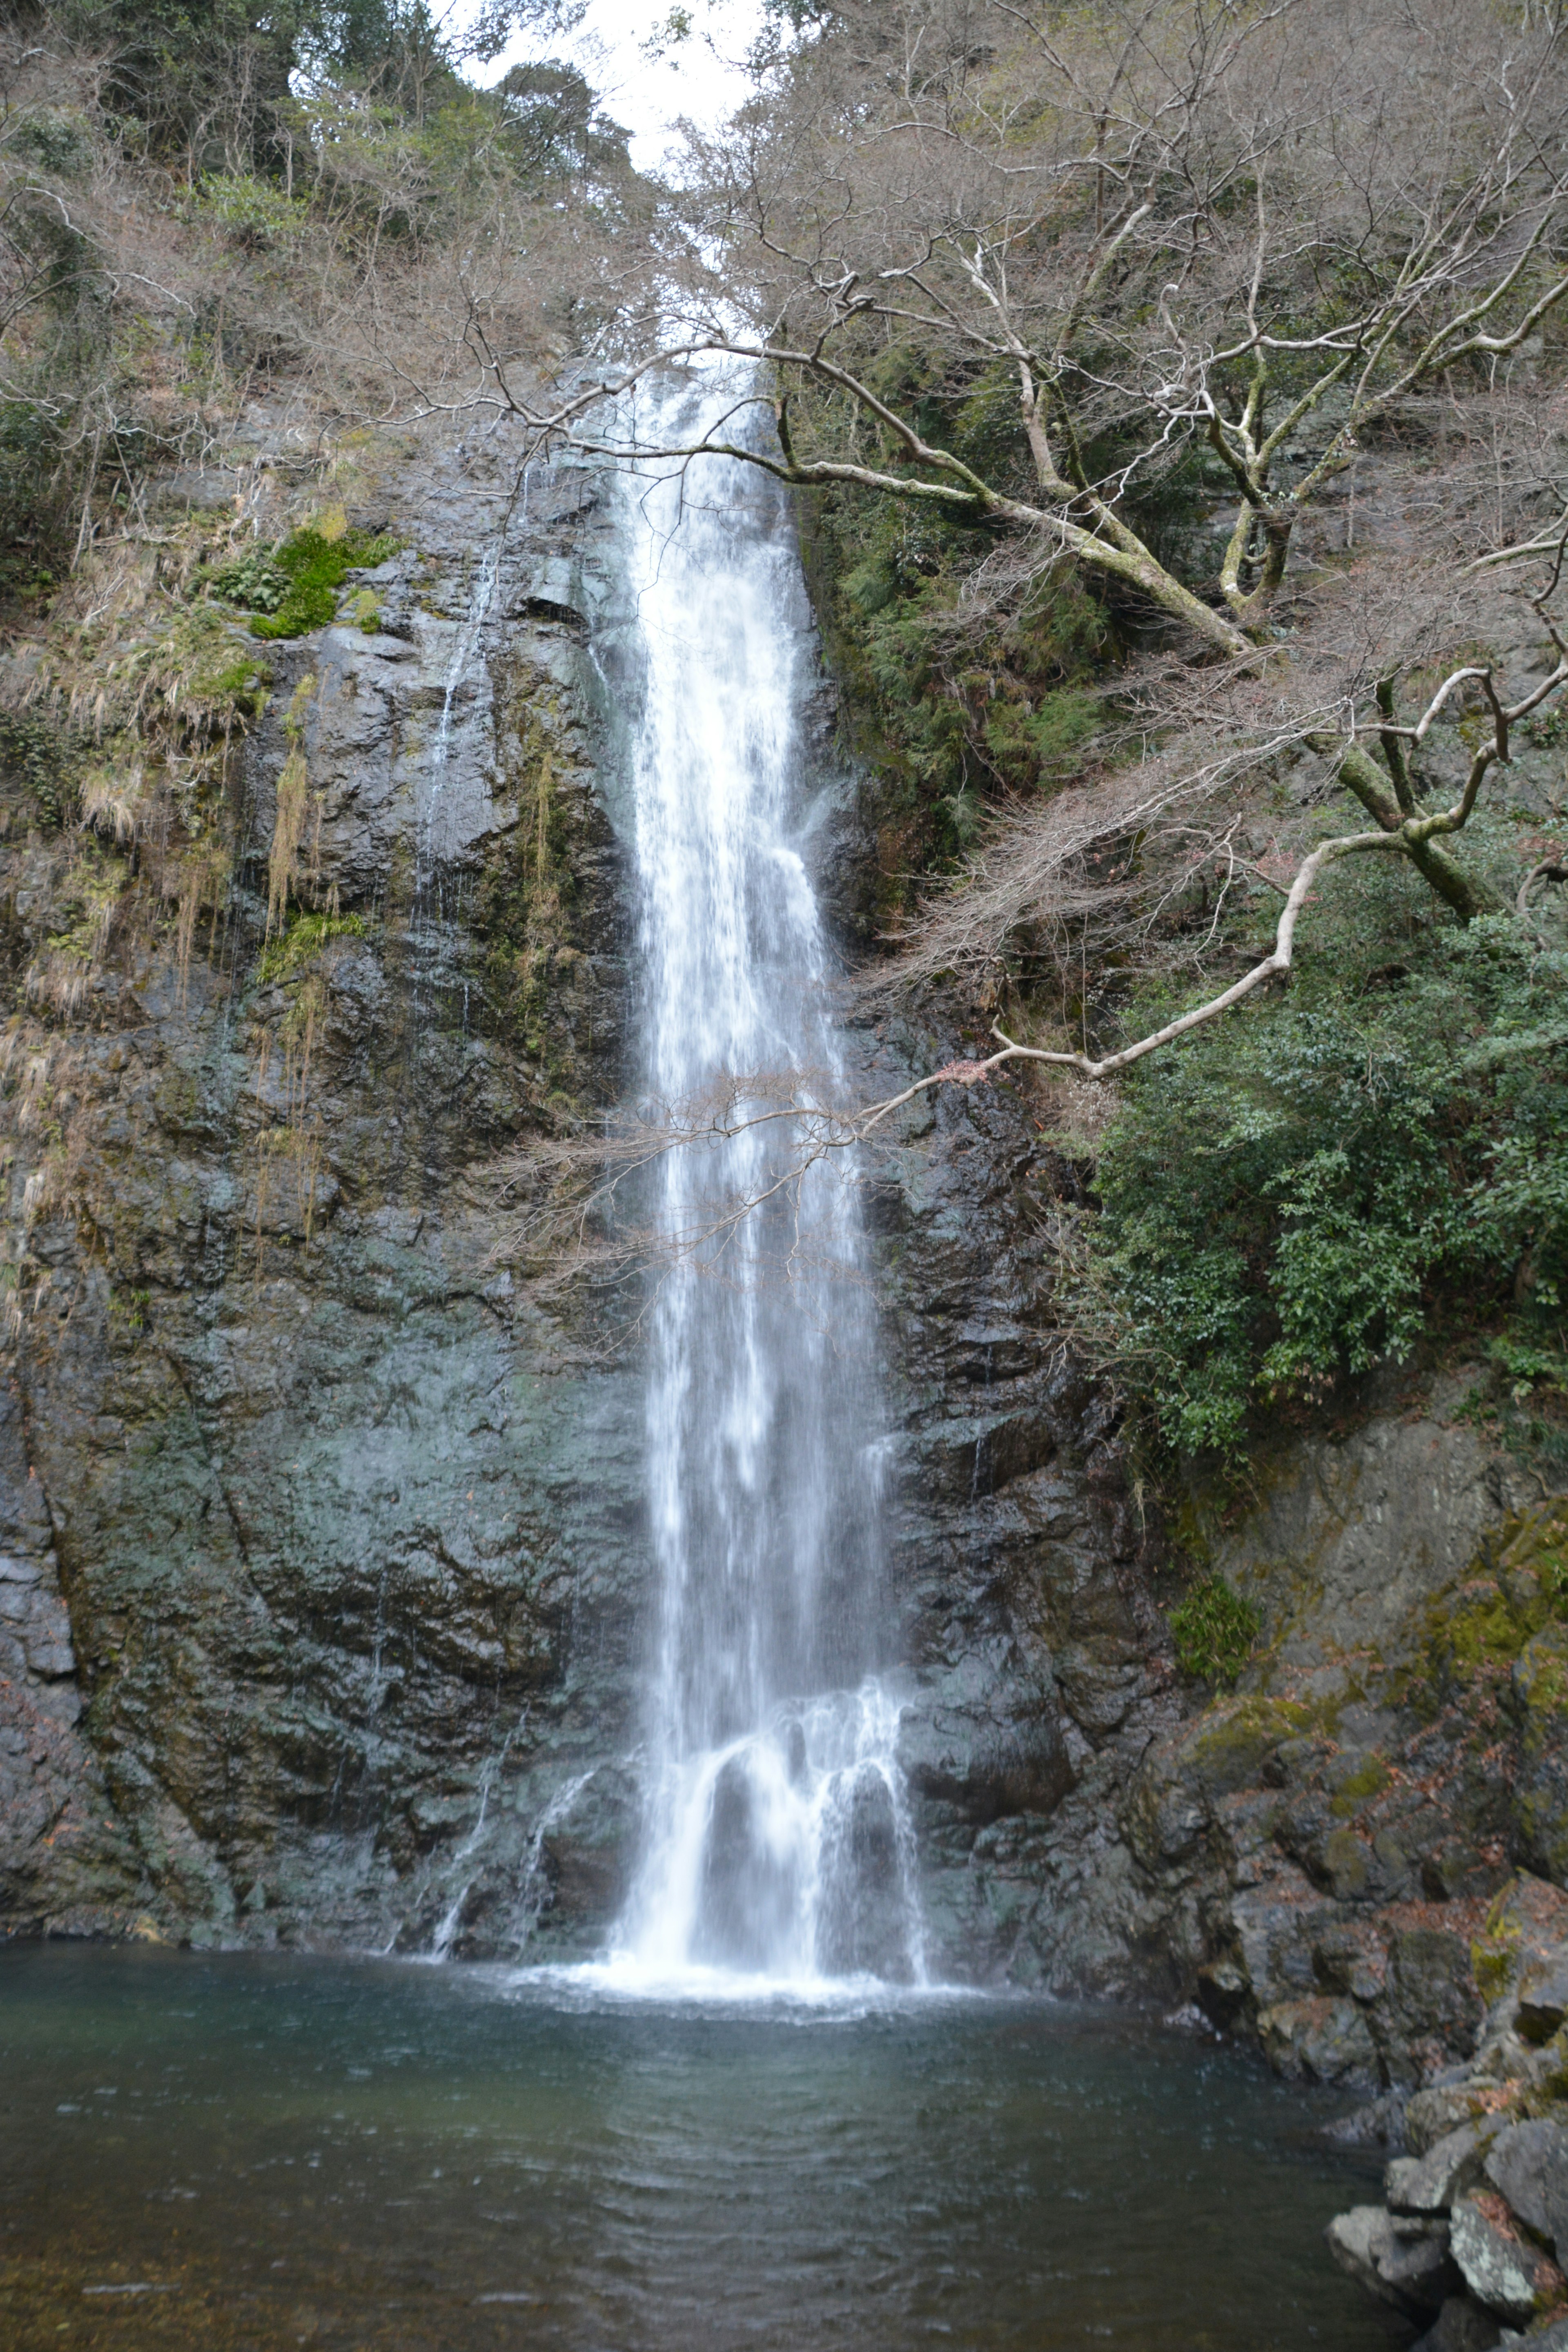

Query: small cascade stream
600 373 923 1990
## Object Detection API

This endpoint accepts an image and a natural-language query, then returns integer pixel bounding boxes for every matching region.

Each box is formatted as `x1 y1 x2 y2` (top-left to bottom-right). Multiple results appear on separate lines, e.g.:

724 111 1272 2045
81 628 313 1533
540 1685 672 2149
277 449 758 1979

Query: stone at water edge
1483 2122 1568 2265
1389 2121 1506 2216
1496 2318 1568 2349
1259 1994 1379 2085
1450 2192 1568 2324
1411 2298 1503 2352
1407 2084 1516 2158
1324 2088 1410 2148
1325 2206 1456 2318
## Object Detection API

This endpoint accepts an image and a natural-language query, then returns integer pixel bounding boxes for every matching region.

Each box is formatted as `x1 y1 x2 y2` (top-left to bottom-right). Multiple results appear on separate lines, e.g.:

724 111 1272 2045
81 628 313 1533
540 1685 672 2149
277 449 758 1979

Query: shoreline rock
1329 1871 1568 2344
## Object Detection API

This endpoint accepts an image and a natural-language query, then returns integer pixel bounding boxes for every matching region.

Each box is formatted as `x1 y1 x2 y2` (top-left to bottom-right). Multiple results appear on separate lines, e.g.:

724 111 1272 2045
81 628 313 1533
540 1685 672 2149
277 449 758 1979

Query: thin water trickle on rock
604 373 919 1990
429 1709 529 1963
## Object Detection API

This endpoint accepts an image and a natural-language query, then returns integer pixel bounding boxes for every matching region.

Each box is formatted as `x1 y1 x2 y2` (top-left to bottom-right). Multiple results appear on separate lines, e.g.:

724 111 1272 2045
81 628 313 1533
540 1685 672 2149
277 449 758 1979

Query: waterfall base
602 1679 926 1994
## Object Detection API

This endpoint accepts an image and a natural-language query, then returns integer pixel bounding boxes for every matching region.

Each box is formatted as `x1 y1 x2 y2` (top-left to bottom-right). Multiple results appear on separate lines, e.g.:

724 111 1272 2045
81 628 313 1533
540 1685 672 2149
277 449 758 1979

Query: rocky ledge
1329 1873 1568 2347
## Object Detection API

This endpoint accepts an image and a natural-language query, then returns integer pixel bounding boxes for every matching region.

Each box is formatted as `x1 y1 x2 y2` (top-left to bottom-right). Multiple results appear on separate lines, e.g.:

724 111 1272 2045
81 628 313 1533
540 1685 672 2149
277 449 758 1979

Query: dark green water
0 1947 1402 2351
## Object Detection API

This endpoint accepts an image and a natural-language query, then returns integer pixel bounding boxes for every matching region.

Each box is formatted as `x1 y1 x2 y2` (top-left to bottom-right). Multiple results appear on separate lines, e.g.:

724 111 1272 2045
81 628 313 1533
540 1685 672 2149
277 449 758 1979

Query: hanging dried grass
170 841 233 1007
267 673 318 937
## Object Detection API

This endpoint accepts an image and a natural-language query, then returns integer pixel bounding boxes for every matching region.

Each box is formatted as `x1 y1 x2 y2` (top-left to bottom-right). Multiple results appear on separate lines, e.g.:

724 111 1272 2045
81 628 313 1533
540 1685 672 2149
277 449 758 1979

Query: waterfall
602 373 924 1989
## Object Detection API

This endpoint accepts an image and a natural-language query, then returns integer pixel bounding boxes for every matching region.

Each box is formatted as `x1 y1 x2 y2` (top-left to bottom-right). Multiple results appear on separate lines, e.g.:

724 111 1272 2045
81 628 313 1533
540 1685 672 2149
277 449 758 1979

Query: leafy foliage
194 171 310 251
206 548 290 614
1084 857 1568 1466
0 711 76 827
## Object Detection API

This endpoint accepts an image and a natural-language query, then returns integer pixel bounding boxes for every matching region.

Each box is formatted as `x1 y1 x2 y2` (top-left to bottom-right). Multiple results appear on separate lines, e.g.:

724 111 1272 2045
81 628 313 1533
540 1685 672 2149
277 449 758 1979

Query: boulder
1260 1995 1379 2084
1517 1958 1568 2047
1409 2085 1509 2156
1483 2122 1568 2266
1503 2319 1568 2348
1411 2298 1503 2352
1451 2193 1568 2324
1326 2206 1456 2317
1390 2122 1502 2216
1326 2089 1409 2147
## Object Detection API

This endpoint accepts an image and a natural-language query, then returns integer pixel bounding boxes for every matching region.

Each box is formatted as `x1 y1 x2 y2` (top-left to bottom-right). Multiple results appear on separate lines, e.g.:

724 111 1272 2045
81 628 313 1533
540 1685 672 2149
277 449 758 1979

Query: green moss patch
1398 1501 1568 1716
339 587 381 633
254 909 368 987
209 527 401 641
1330 1755 1392 1817
1169 1575 1261 1686
1183 1694 1314 1790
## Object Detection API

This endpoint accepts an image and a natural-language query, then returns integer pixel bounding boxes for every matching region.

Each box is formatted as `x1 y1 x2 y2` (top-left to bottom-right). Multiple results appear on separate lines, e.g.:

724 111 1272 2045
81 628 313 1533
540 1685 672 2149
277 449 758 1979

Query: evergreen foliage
1081 856 1568 1468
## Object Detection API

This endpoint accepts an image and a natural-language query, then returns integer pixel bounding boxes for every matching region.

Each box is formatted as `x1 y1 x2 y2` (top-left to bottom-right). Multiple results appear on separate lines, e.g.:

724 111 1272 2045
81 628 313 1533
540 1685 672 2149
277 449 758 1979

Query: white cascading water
603 373 925 1989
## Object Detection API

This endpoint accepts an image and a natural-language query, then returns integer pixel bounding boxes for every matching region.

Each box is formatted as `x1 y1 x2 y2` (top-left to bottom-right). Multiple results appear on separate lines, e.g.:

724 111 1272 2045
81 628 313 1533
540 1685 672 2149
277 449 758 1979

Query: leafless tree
450 0 1568 1084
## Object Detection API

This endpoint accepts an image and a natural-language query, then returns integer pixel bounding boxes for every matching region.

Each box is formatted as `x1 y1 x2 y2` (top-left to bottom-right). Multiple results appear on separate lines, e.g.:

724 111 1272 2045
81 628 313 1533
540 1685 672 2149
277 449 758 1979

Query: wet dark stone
814 1768 913 1982
694 1757 800 1973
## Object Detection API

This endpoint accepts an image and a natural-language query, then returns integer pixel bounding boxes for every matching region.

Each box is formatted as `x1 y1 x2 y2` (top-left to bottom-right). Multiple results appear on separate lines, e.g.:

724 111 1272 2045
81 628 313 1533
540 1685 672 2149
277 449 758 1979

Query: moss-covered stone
1182 1695 1316 1792
1331 1756 1393 1817
246 527 402 640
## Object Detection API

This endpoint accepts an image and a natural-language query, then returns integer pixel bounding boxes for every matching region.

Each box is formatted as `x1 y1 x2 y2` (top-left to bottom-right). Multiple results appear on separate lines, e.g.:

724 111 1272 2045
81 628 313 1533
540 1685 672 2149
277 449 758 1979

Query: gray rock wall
0 424 651 1953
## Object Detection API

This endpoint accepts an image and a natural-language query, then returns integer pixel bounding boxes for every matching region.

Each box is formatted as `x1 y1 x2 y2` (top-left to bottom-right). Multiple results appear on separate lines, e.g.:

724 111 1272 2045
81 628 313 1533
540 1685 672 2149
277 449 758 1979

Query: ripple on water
0 1942 1396 2352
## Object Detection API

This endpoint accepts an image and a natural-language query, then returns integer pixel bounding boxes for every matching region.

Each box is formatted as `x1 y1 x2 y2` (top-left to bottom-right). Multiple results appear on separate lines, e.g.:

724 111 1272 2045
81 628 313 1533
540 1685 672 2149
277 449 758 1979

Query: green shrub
1169 1577 1261 1686
207 548 290 613
195 173 308 251
1084 855 1568 1467
12 110 96 178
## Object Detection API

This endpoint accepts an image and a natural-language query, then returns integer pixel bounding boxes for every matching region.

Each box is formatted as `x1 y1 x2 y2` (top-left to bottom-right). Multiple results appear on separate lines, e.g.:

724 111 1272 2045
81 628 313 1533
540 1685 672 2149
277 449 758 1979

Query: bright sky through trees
477 0 766 169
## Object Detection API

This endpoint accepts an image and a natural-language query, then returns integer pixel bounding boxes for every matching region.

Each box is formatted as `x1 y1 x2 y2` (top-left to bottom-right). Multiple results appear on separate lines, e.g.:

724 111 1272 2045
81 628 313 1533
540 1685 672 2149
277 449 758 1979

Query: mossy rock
1502 1499 1568 1605
1399 1498 1568 1716
1174 1695 1317 1798
254 909 370 988
1330 1754 1392 1818
214 527 403 640
1471 1874 1568 2008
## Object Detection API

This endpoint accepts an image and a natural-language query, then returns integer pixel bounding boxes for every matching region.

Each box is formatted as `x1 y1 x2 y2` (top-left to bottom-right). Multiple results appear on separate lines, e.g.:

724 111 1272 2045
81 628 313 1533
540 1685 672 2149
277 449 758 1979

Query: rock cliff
1 409 1564 2118
0 420 648 1953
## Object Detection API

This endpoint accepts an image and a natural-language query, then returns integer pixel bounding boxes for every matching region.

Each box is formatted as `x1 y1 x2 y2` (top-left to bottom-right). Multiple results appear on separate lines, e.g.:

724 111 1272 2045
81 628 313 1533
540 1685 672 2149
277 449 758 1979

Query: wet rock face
851 1032 1568 2070
0 426 652 1954
0 404 1185 1979
847 1051 1181 1991
0 1385 145 1931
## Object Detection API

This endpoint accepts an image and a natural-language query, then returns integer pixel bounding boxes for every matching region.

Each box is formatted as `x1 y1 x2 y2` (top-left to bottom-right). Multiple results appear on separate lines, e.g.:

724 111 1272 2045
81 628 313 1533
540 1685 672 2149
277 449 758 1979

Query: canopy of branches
499 0 1568 1470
